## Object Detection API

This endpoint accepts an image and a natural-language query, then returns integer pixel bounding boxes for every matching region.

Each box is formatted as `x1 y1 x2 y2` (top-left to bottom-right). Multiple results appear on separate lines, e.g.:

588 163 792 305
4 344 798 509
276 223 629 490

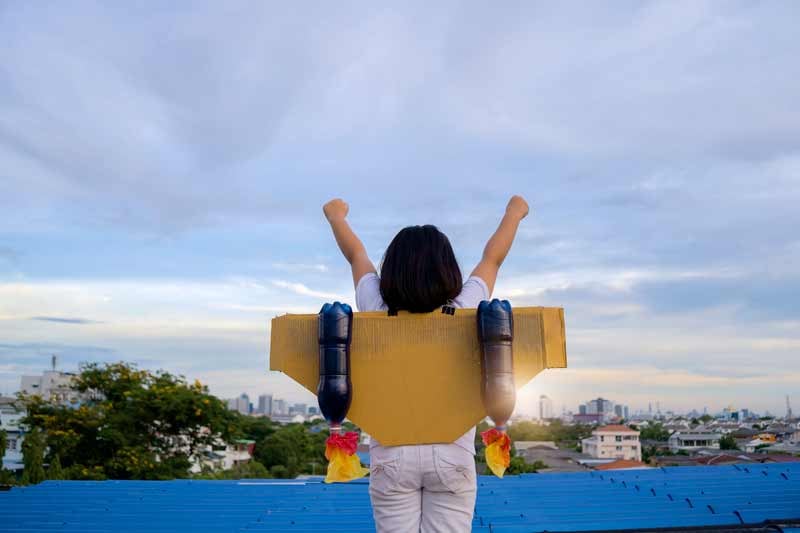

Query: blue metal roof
1 464 799 532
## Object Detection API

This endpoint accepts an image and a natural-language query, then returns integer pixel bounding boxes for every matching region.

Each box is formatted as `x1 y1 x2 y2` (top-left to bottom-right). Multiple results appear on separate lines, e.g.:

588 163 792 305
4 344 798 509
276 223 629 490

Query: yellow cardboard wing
269 307 566 446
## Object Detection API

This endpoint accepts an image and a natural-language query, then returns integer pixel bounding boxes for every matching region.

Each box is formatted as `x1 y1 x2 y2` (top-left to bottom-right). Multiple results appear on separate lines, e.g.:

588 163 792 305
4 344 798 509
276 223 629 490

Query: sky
1 1 798 417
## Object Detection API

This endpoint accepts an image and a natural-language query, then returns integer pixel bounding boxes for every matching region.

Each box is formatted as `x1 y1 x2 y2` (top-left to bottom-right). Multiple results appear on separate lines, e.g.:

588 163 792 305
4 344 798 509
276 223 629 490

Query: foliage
699 414 713 424
231 414 276 443
641 445 660 464
719 434 738 450
194 460 270 480
0 428 13 486
0 429 6 465
506 456 546 475
506 420 592 447
22 362 236 480
48 454 65 480
269 464 290 478
254 423 327 478
633 422 671 442
21 427 46 485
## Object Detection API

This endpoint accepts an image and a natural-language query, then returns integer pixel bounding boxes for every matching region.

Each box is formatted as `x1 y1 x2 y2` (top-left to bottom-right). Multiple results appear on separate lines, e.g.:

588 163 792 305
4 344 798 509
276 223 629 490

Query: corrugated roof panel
1 464 798 532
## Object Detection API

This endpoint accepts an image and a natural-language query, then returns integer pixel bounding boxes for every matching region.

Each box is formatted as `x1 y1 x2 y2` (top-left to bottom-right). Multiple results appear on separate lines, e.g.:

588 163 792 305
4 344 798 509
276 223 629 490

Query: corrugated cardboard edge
268 306 567 390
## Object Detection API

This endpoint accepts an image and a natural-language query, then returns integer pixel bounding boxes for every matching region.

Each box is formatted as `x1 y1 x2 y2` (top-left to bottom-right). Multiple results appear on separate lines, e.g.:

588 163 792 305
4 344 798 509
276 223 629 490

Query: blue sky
1 1 798 416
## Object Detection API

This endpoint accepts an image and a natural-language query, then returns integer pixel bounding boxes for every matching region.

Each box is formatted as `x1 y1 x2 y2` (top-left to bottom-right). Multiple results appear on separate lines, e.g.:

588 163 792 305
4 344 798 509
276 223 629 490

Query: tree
22 362 237 480
21 427 46 485
194 460 270 480
636 423 671 442
719 434 738 450
254 424 326 478
48 454 65 480
0 428 11 486
0 429 6 467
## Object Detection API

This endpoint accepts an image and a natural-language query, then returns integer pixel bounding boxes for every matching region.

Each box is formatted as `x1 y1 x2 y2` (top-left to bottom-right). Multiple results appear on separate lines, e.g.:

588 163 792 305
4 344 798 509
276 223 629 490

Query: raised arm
323 198 377 288
471 195 529 295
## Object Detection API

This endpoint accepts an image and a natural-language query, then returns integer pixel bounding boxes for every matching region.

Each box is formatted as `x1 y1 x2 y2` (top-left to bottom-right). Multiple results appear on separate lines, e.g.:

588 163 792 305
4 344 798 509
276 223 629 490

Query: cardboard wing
269 307 566 446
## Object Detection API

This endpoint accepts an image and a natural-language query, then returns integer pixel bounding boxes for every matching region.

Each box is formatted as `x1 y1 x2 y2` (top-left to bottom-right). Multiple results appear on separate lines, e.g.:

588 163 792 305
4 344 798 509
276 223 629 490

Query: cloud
270 280 347 301
271 263 329 273
0 2 798 414
30 316 101 325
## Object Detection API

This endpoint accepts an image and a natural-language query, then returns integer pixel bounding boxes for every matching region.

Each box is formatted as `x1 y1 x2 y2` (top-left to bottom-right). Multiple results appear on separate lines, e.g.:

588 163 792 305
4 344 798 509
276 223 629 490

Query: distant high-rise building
290 403 308 416
787 395 793 419
258 394 273 415
539 395 554 420
578 404 587 415
272 399 287 416
586 398 614 418
648 403 653 415
308 407 319 416
228 393 250 415
614 405 623 418
623 406 629 419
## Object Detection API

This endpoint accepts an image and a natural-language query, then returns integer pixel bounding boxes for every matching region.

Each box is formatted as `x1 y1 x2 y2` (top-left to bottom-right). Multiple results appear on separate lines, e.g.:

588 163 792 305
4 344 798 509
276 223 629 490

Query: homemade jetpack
269 300 567 482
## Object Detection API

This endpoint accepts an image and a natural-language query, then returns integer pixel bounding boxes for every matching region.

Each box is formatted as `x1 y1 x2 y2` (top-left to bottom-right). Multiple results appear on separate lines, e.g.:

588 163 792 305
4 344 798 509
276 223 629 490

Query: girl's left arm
323 198 377 288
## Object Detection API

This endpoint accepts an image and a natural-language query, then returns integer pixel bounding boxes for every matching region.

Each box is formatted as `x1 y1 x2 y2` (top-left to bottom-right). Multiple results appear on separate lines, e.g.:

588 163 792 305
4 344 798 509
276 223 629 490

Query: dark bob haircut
379 225 463 313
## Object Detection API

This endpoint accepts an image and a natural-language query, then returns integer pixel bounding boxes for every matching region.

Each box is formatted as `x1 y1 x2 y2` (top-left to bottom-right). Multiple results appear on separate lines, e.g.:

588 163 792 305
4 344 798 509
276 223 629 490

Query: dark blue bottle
317 302 353 432
477 299 515 431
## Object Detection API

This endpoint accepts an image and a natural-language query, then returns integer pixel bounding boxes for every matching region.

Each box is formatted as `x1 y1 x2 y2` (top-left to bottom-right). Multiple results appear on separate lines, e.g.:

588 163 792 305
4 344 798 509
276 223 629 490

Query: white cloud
270 280 347 301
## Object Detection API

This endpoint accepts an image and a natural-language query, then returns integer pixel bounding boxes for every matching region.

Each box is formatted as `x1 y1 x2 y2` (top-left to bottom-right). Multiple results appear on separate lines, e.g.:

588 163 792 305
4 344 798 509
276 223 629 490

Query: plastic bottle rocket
477 299 515 478
317 302 368 483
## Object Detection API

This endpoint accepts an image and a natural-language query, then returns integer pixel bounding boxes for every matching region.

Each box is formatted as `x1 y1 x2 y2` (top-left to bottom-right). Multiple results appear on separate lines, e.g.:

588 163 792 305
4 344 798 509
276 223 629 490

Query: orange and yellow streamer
324 431 369 483
481 428 511 478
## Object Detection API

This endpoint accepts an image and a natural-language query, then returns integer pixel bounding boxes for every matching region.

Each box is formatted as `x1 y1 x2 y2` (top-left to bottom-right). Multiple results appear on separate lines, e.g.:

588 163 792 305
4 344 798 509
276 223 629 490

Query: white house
191 439 255 473
20 370 84 406
0 397 24 471
581 425 641 461
668 430 721 452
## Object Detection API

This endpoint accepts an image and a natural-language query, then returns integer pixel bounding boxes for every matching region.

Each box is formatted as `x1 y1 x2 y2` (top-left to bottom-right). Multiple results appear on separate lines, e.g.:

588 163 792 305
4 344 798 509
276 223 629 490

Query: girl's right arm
471 195 529 295
323 198 377 288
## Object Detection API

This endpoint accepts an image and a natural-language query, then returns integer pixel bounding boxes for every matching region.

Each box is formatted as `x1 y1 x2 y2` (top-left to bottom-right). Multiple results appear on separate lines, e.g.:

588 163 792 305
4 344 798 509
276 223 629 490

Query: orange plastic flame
481 428 511 478
324 431 369 483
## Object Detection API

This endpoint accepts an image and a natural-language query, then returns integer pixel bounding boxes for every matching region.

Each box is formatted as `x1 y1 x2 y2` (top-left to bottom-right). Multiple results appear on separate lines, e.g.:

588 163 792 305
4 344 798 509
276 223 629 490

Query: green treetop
22 362 237 480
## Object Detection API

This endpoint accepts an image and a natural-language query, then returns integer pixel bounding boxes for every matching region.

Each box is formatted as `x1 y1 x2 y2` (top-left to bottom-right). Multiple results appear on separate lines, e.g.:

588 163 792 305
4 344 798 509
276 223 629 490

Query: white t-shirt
355 272 490 454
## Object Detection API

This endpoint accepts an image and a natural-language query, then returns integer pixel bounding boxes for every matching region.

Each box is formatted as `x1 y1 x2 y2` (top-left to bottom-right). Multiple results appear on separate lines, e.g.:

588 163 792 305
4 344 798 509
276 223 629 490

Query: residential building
573 413 604 425
0 397 24 471
19 370 83 405
192 439 254 473
668 430 721 452
581 424 641 461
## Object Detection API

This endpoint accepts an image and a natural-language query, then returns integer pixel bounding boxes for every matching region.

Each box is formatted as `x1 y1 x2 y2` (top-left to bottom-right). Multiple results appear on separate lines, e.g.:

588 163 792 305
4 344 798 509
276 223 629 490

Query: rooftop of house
593 424 638 433
3 464 799 532
592 459 651 471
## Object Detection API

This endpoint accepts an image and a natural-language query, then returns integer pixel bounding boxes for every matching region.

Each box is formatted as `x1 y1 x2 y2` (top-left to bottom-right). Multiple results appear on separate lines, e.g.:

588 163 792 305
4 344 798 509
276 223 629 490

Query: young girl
323 195 529 533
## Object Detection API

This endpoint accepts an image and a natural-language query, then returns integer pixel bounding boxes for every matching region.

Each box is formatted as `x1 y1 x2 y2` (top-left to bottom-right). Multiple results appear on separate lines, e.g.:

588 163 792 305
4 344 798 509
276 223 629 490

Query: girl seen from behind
323 195 529 533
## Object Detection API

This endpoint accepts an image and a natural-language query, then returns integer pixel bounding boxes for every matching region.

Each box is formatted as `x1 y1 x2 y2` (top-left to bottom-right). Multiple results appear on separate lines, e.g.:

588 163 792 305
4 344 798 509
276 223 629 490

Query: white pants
369 443 477 533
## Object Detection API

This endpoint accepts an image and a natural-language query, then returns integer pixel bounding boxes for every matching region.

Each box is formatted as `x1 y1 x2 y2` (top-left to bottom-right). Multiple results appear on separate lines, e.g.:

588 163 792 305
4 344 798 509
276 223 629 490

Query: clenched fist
323 198 349 222
506 195 529 220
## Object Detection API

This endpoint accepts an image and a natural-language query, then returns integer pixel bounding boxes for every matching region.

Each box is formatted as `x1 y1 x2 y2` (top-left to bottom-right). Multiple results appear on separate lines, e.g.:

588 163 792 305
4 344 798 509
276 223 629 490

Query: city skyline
1 3 799 414
3 362 792 420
